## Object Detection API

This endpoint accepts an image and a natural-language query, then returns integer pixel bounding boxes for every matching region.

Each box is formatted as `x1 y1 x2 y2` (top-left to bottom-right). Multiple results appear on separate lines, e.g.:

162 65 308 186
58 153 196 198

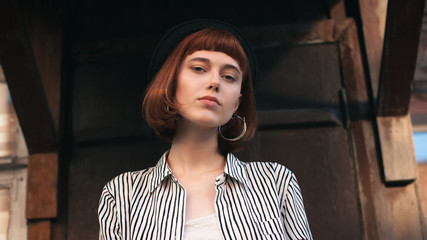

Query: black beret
147 19 258 86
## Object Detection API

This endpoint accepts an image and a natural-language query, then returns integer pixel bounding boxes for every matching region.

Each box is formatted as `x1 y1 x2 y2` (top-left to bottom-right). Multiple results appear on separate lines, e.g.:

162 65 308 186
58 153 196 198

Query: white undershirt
183 214 223 240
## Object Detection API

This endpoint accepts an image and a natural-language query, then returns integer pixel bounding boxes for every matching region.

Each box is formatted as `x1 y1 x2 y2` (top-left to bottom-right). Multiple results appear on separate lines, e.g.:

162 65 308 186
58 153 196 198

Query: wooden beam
385 183 424 239
377 115 417 182
358 0 388 100
28 220 51 240
375 0 423 184
377 0 425 116
328 0 347 20
19 0 63 131
0 0 57 154
26 153 58 219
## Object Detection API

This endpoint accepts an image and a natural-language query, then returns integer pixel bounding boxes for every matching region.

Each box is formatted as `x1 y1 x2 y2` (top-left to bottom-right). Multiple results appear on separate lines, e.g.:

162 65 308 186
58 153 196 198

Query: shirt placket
214 173 227 240
169 174 187 240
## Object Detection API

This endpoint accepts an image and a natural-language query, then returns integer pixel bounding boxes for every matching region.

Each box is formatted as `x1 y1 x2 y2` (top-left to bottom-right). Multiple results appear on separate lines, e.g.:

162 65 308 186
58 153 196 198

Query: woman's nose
208 73 220 91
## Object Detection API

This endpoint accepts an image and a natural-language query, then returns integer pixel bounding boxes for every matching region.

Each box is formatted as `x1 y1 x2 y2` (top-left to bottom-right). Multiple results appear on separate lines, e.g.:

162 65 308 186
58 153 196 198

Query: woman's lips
199 96 221 106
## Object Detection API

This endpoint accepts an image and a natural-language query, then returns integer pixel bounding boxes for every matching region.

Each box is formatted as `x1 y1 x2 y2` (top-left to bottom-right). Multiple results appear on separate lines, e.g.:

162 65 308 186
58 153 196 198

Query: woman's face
175 50 242 129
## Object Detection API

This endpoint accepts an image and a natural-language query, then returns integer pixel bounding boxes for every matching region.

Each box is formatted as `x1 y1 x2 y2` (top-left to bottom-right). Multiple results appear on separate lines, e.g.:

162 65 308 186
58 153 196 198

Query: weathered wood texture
328 0 347 20
26 153 58 219
0 0 57 154
335 18 424 239
358 0 388 100
386 183 424 239
351 121 390 239
377 115 417 182
19 1 63 131
377 0 425 116
335 18 387 240
335 19 370 120
28 220 51 240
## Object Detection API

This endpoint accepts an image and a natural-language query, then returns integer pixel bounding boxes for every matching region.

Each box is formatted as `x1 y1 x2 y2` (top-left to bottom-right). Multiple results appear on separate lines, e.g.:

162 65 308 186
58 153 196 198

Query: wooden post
375 0 424 183
358 0 388 100
377 115 417 182
26 153 58 219
335 18 424 239
28 220 51 240
0 1 61 239
377 0 425 116
0 0 57 154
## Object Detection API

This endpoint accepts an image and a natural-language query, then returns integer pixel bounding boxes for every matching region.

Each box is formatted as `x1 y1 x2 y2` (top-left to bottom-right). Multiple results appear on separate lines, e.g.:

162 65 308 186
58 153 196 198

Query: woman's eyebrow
222 64 241 75
188 57 210 63
188 57 241 74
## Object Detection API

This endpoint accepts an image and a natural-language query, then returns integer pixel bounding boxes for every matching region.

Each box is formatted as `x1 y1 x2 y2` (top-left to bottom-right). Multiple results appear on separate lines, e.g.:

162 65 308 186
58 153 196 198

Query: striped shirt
98 152 312 240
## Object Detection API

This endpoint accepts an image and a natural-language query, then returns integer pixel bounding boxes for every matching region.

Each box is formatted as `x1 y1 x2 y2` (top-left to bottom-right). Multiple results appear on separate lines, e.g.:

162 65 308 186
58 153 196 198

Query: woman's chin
179 117 227 129
194 120 223 128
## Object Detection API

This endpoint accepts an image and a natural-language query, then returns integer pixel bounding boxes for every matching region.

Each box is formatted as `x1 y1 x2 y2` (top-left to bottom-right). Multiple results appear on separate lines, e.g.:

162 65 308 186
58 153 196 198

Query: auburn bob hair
142 27 257 155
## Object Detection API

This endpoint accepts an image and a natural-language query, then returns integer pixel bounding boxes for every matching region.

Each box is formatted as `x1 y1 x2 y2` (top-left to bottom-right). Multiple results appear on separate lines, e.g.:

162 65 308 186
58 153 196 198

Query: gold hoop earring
218 114 247 141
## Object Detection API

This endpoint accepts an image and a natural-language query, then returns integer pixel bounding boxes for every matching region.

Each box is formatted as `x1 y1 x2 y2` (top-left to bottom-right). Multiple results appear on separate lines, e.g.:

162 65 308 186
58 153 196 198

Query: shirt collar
148 151 174 193
148 151 251 193
224 153 251 188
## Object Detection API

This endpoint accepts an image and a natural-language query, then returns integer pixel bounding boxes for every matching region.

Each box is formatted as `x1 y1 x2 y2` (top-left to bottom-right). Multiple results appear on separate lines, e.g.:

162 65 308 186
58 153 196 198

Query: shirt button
215 174 226 185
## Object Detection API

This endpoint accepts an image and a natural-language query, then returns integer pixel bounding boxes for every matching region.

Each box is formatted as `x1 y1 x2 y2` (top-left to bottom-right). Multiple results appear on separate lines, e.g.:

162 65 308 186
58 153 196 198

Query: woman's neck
168 122 225 178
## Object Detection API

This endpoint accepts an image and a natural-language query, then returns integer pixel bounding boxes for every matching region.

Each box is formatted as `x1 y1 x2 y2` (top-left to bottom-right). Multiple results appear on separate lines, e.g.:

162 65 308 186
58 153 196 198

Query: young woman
98 19 312 240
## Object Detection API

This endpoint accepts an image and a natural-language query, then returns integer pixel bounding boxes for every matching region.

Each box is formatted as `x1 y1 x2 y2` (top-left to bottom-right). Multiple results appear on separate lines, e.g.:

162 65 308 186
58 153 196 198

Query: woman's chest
124 178 286 240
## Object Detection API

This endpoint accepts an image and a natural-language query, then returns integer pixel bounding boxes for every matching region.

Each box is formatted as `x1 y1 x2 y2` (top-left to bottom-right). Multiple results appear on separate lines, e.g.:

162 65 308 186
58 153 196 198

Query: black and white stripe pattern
98 152 312 240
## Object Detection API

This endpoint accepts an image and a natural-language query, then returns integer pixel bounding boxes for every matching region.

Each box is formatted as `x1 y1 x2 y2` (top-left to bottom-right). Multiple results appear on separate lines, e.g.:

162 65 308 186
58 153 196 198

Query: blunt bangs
179 28 250 82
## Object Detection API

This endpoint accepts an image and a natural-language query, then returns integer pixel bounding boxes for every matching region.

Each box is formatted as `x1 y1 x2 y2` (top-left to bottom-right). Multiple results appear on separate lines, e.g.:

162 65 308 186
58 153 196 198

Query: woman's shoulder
229 154 295 183
102 152 170 194
243 159 294 176
103 167 155 192
229 153 292 172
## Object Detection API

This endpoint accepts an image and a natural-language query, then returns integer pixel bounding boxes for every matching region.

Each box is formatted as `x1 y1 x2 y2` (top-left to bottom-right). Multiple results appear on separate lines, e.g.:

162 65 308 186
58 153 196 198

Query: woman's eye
222 75 236 82
191 66 205 73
